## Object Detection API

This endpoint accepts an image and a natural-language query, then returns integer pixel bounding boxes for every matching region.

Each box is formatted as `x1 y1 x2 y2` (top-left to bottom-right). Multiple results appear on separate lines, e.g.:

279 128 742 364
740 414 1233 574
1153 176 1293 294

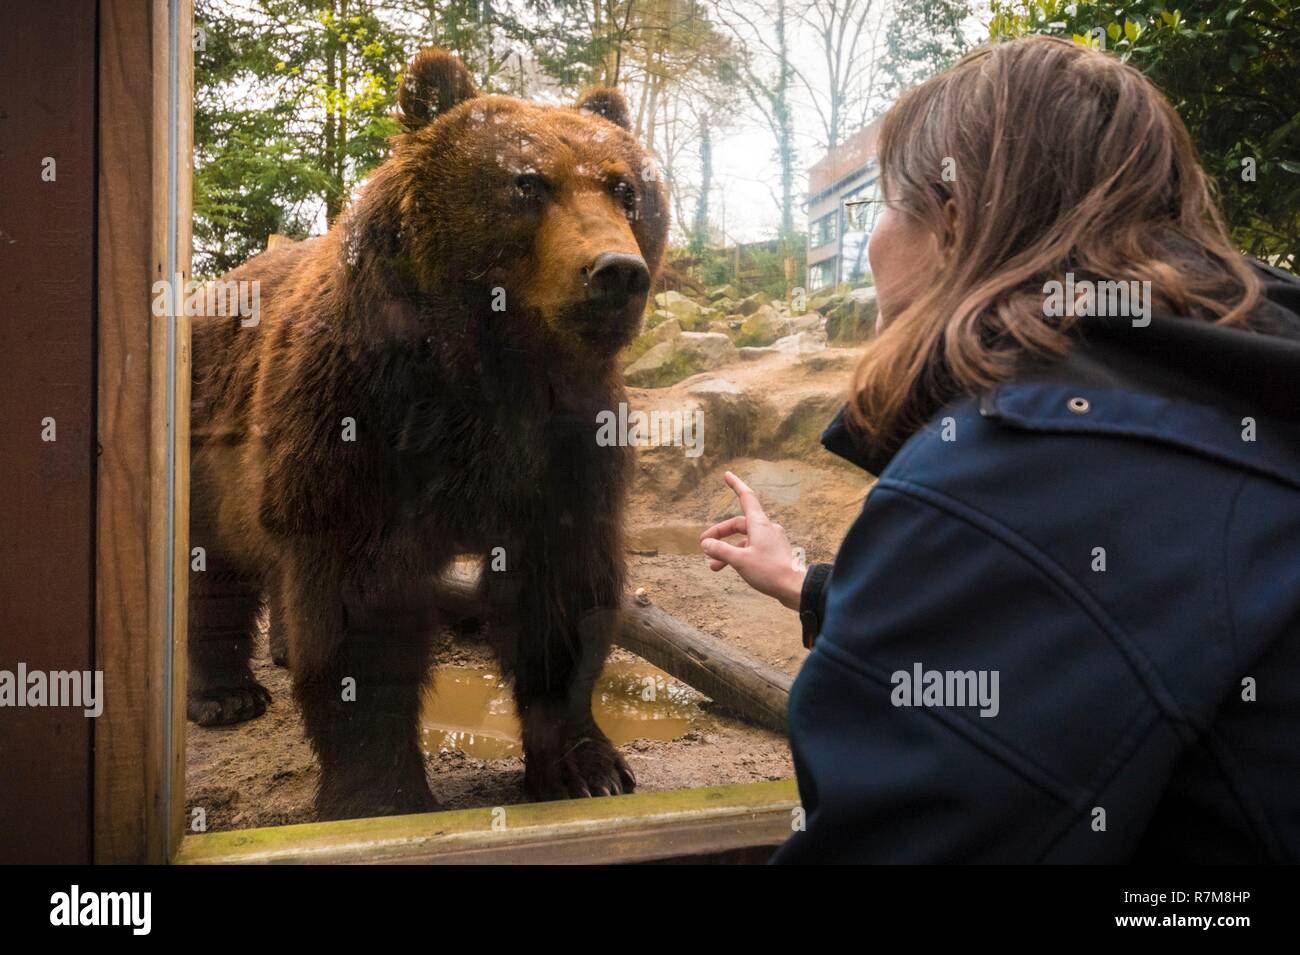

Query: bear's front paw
187 683 272 726
524 731 636 801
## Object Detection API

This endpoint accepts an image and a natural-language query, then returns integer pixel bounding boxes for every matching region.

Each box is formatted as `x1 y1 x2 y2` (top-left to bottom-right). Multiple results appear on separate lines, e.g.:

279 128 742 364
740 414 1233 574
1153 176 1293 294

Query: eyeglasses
842 197 887 231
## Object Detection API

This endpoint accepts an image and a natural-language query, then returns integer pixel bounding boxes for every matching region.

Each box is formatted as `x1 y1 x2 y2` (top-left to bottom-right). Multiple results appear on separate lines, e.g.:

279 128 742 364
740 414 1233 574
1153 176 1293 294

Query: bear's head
387 49 669 359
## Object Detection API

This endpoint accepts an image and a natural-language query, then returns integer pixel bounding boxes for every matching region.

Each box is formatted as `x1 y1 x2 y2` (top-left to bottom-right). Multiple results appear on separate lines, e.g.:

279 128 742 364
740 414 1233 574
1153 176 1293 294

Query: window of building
839 178 882 285
809 258 837 291
810 212 836 249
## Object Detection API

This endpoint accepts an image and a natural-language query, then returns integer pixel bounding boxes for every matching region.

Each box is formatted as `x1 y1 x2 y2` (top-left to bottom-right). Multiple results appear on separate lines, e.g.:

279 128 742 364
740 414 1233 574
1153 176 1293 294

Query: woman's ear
940 197 960 255
398 48 479 130
576 88 631 130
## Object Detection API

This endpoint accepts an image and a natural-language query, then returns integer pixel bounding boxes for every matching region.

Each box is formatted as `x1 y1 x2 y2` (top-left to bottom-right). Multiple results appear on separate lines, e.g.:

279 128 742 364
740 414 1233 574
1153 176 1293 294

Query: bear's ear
576 88 631 130
399 48 478 130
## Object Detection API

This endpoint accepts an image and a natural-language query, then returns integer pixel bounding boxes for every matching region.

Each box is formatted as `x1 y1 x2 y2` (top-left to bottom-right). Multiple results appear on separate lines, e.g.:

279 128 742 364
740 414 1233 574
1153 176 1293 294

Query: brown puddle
627 523 708 556
420 661 699 759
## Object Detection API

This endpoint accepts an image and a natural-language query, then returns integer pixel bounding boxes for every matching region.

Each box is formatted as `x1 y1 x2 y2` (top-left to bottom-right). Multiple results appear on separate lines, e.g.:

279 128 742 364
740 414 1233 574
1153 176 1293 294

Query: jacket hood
823 261 1300 482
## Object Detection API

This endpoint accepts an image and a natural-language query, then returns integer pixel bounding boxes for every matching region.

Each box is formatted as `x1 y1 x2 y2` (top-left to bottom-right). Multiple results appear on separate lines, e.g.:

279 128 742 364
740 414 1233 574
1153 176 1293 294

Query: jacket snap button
1067 396 1091 413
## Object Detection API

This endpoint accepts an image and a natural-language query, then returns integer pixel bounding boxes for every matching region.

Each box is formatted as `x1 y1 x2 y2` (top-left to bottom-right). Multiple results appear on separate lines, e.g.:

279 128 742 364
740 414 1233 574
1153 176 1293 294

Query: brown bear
187 48 668 819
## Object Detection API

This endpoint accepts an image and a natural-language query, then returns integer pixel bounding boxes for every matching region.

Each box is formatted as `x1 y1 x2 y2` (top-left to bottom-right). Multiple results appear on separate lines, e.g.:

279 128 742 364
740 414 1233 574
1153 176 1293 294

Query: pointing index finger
724 470 768 524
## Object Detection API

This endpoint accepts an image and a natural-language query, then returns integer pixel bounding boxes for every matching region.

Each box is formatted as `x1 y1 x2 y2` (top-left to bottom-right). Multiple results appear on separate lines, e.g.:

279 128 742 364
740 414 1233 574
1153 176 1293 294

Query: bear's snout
584 251 651 311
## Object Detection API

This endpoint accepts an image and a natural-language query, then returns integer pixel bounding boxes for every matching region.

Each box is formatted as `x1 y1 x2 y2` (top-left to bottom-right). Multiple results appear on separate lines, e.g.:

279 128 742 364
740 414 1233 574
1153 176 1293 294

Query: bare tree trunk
776 0 796 291
691 117 712 253
324 0 340 223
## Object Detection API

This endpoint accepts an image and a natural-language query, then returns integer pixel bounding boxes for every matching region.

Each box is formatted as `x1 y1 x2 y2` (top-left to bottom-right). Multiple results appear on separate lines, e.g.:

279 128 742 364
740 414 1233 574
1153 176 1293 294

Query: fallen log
617 596 792 735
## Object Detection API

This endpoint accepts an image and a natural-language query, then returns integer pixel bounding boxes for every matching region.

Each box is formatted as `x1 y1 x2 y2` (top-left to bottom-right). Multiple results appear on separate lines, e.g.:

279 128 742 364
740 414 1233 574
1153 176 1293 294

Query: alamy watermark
596 402 704 458
891 662 1000 718
50 886 150 935
152 271 261 327
0 663 103 717
1043 272 1151 327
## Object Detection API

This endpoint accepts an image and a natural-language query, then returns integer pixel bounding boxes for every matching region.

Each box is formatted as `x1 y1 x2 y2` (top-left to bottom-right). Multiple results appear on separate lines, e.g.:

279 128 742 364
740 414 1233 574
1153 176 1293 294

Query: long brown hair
848 35 1260 448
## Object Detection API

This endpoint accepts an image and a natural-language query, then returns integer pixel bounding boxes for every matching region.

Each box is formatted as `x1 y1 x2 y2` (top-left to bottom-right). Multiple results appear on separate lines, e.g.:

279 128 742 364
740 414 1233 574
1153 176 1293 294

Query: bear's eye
613 180 638 220
513 173 549 204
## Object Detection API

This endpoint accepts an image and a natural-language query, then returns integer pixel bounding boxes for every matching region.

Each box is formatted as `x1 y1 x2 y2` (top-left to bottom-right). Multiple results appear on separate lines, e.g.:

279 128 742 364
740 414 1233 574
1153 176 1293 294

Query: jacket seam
1032 708 1164 861
812 638 1082 808
1220 474 1248 662
877 477 1201 739
1207 476 1284 861
1201 729 1285 862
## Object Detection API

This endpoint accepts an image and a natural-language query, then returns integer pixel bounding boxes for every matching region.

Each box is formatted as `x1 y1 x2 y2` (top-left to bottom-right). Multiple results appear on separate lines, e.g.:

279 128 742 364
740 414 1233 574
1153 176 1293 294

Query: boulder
676 331 738 368
650 317 683 343
769 331 826 355
826 285 878 343
624 341 679 386
735 291 771 316
734 304 785 347
644 308 676 329
654 289 704 328
788 312 826 335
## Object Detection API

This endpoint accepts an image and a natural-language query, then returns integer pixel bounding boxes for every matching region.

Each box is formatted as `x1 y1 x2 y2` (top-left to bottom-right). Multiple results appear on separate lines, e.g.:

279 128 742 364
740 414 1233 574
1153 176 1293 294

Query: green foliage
194 0 412 275
880 0 974 100
691 234 806 299
990 1 1300 267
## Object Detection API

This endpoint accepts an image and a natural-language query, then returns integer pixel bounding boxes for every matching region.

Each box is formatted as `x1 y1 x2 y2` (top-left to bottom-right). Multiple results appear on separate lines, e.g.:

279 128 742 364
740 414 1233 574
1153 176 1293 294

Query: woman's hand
699 470 806 611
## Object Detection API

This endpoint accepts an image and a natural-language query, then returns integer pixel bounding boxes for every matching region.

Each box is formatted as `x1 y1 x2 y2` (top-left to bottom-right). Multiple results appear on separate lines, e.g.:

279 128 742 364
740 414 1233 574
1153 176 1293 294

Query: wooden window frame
94 0 798 864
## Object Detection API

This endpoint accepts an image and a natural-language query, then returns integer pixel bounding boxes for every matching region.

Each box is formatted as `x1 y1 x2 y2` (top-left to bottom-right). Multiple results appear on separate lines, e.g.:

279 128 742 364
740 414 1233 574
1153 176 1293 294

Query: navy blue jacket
774 263 1300 863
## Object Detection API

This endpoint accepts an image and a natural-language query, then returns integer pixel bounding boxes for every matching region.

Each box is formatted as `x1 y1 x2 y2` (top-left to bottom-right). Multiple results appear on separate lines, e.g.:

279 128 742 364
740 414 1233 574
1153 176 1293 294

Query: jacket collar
821 263 1300 486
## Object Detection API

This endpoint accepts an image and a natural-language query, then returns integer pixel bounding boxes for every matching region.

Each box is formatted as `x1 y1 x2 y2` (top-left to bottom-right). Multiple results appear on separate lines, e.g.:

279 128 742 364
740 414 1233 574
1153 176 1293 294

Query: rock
675 331 738 368
631 397 709 495
687 376 758 457
622 317 682 367
735 304 784 347
816 295 847 317
708 283 740 302
685 376 745 398
706 320 731 335
624 341 679 386
826 285 878 342
654 289 704 328
624 332 738 388
650 318 683 343
629 376 761 497
644 308 676 329
763 388 846 458
769 331 826 355
654 290 691 310
788 312 825 335
735 291 771 316
810 289 843 314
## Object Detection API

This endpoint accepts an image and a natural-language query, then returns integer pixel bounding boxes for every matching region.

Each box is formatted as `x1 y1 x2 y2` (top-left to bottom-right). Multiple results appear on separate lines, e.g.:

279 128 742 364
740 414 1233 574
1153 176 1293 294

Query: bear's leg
490 551 635 801
283 556 438 820
187 552 271 726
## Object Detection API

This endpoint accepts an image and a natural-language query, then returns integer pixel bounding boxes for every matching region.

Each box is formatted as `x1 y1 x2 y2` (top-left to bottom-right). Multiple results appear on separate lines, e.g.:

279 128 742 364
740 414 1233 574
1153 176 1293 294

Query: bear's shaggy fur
187 49 668 819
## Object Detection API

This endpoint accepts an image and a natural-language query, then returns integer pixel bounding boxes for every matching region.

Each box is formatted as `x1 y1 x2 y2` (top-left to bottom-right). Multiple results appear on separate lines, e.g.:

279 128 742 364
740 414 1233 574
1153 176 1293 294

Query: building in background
805 120 882 290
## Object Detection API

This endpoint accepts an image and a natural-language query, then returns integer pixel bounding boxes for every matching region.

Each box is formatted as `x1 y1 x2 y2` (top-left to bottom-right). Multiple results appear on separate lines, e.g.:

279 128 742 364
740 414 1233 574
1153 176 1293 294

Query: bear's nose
585 252 651 309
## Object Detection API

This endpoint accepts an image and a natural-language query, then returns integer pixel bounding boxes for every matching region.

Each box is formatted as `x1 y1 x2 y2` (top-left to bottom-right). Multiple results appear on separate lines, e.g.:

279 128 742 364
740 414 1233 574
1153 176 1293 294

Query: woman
700 36 1300 863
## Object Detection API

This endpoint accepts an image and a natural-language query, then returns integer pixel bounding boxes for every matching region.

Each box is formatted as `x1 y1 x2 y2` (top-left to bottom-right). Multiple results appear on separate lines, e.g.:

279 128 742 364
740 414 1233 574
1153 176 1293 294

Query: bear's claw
187 683 272 726
525 734 636 801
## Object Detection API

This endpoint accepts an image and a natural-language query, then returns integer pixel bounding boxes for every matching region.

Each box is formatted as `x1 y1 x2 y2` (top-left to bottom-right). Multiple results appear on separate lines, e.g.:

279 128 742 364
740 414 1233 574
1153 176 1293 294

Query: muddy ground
186 346 872 831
